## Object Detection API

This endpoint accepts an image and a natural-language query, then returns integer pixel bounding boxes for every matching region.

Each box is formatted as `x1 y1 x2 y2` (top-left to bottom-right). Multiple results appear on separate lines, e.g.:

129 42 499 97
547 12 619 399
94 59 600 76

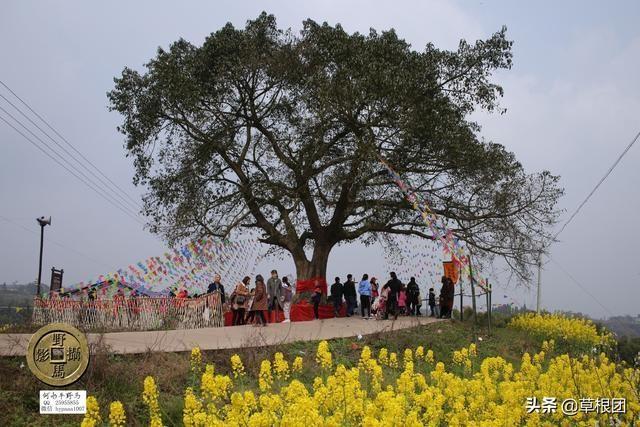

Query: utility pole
36 216 51 297
486 279 492 335
536 250 542 313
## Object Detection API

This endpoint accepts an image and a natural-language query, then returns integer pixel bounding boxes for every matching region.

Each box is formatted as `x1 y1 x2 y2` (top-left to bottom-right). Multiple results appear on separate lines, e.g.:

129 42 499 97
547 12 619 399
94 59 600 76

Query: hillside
603 315 640 338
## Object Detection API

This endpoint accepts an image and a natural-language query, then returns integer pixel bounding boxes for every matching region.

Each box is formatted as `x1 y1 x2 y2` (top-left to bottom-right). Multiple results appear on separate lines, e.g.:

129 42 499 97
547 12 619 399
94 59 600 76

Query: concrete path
0 316 441 356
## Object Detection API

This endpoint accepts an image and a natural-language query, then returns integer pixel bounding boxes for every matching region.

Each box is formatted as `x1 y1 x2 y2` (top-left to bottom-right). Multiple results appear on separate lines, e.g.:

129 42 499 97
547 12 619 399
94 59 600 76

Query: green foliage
108 13 563 282
616 336 640 365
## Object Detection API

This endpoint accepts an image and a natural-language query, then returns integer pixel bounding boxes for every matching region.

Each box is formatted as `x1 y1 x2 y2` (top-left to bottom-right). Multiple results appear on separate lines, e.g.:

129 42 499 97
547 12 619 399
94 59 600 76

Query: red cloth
296 277 327 294
223 310 285 326
290 301 345 322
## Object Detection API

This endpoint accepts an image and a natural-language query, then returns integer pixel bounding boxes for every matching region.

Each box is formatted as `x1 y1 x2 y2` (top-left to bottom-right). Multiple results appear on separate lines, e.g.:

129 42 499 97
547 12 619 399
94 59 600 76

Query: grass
0 316 557 426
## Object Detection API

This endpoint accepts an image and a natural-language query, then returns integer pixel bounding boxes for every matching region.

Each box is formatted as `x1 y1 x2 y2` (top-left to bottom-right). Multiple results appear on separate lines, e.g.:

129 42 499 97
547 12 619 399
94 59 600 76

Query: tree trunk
293 243 331 281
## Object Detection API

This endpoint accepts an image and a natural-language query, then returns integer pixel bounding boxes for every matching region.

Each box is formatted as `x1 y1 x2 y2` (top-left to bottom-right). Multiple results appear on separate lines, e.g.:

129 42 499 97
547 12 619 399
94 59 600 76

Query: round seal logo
26 323 90 386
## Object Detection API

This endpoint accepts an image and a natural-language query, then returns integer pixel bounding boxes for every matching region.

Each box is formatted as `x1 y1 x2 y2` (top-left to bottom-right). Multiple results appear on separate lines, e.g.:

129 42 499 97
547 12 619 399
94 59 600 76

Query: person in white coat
281 276 293 323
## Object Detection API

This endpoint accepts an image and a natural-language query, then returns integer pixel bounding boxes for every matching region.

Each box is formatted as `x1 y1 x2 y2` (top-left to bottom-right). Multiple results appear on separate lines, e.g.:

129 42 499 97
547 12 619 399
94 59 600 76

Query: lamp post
36 216 51 296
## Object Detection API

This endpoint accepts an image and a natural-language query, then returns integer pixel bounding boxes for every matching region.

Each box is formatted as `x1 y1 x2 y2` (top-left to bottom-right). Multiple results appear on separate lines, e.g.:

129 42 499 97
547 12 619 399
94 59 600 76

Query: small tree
108 13 563 285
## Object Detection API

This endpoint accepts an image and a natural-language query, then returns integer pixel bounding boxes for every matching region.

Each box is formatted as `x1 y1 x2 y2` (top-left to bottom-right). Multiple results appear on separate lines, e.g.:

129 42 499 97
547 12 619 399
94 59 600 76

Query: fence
32 293 225 331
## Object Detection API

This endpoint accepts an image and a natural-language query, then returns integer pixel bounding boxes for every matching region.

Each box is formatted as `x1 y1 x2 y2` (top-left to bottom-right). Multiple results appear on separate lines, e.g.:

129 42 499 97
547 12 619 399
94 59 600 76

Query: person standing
438 276 447 318
207 274 226 304
446 277 455 319
406 277 420 316
343 274 357 317
281 276 293 323
439 276 455 319
230 276 250 326
370 277 379 301
244 287 256 325
250 275 268 327
384 272 402 320
311 280 322 319
358 274 372 319
267 270 282 322
428 287 437 317
330 277 344 317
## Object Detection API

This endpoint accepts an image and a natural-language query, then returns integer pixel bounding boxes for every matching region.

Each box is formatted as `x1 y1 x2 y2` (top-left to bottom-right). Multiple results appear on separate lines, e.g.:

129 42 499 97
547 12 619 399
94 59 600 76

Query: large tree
108 13 563 285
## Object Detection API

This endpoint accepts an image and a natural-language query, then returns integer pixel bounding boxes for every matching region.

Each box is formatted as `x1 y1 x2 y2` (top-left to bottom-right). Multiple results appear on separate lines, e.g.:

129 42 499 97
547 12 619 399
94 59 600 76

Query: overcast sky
1 0 639 319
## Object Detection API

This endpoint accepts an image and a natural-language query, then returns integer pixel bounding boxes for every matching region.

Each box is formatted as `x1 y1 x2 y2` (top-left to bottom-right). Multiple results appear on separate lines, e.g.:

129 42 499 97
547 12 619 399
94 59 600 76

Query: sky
1 0 639 319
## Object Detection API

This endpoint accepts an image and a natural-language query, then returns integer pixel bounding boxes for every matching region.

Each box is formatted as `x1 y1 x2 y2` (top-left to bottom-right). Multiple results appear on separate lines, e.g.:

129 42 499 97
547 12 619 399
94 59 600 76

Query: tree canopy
108 13 563 282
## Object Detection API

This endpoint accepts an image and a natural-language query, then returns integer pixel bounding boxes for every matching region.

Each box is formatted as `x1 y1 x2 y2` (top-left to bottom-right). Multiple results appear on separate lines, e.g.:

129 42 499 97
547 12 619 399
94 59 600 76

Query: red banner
290 301 345 322
295 277 328 294
443 261 460 284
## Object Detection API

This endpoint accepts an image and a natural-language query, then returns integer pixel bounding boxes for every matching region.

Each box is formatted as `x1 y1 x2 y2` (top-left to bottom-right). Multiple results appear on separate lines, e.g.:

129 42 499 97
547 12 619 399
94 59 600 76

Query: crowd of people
325 272 456 321
202 270 293 327
195 270 456 326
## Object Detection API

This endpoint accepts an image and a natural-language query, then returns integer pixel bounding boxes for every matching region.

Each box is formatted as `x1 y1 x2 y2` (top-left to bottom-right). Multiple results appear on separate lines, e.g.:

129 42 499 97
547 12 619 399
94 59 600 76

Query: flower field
80 316 639 427
509 312 615 350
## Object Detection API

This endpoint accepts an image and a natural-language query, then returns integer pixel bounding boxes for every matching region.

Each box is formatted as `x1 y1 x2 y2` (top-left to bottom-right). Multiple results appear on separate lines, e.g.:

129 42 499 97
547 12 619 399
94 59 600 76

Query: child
375 285 390 320
428 287 437 317
415 288 422 316
311 280 322 319
398 285 407 315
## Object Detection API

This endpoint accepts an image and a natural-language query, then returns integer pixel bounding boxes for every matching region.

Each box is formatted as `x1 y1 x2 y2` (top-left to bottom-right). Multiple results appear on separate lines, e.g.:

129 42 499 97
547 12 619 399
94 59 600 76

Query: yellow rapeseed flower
81 395 101 426
108 401 126 427
259 360 273 392
378 348 389 366
292 356 303 373
389 352 399 369
316 340 332 370
230 354 245 378
190 346 202 373
425 349 435 364
142 376 162 427
273 352 290 381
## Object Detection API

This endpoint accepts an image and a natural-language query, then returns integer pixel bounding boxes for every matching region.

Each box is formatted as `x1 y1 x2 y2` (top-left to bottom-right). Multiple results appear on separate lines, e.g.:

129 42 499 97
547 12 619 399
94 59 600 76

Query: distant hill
0 282 49 306
0 282 49 325
602 315 640 338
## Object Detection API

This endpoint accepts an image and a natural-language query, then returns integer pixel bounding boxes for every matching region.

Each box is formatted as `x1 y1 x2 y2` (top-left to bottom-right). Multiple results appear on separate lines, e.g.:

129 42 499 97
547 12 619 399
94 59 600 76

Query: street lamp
36 216 51 296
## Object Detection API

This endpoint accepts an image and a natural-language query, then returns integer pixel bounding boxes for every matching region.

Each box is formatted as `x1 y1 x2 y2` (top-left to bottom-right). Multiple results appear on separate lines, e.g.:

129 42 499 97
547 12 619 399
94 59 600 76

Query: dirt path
0 316 441 356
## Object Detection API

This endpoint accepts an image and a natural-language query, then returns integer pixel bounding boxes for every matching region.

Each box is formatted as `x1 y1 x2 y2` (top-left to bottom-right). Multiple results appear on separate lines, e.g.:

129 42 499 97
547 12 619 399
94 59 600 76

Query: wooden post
459 282 463 321
468 248 478 325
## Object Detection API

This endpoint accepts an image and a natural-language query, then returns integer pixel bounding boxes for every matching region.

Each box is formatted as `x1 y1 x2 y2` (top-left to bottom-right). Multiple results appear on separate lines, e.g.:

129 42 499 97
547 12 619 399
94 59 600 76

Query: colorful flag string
62 235 262 298
378 155 487 289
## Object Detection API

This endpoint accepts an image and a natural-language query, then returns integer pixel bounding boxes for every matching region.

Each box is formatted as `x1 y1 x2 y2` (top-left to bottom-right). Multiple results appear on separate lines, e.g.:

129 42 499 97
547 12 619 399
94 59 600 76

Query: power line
536 129 639 317
0 106 143 222
549 257 613 317
0 113 145 225
0 79 143 211
550 129 640 245
0 92 143 214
